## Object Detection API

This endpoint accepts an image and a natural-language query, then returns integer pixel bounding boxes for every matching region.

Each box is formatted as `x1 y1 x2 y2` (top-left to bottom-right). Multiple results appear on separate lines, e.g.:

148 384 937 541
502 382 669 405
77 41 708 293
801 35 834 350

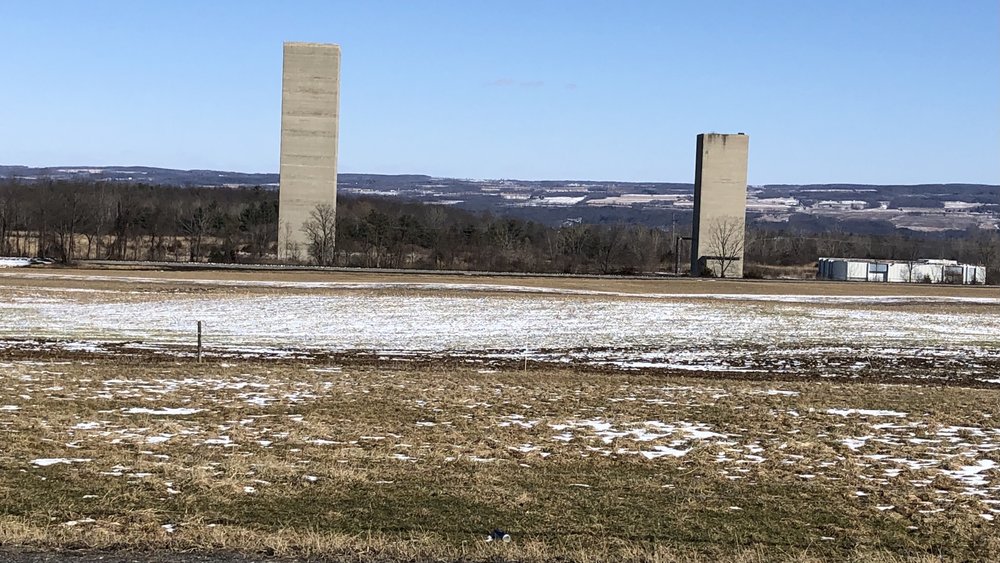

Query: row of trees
1 179 997 281
0 181 277 263
314 197 673 273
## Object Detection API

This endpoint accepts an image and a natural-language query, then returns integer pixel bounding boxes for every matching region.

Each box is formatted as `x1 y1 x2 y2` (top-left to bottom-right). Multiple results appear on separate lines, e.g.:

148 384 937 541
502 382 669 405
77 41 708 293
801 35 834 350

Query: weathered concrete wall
278 42 341 261
690 133 749 278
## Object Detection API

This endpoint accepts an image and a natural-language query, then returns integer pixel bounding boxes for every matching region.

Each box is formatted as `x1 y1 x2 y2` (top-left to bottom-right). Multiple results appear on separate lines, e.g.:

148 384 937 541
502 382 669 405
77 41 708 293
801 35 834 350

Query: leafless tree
628 226 668 273
899 243 924 282
79 186 109 259
50 186 83 263
705 216 745 278
555 225 594 273
974 231 999 275
0 193 12 255
179 202 212 261
301 203 337 266
596 224 625 274
280 221 302 262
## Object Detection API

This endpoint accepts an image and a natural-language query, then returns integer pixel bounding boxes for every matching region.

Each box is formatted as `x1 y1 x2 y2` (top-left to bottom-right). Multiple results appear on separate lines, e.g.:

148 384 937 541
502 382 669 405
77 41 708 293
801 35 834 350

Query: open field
2 361 999 561
0 269 998 386
2 265 998 296
1 268 999 561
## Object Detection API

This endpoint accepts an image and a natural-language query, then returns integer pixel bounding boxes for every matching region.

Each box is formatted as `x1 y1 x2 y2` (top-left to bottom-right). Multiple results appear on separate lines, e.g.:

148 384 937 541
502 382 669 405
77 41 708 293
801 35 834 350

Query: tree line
1 178 997 281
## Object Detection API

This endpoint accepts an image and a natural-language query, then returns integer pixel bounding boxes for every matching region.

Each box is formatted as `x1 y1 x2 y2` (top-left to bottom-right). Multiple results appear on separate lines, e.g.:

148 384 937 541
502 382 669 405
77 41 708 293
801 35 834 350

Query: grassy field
1 357 998 562
2 265 998 297
0 268 997 561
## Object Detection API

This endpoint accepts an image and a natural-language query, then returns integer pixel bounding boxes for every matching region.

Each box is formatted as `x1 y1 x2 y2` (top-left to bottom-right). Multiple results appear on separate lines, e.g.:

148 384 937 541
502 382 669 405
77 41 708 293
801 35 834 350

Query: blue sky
1 1 997 184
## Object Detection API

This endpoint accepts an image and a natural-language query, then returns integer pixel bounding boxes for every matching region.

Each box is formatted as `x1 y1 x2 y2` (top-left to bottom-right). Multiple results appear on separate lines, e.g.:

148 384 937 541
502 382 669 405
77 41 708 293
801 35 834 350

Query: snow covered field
1 276 998 382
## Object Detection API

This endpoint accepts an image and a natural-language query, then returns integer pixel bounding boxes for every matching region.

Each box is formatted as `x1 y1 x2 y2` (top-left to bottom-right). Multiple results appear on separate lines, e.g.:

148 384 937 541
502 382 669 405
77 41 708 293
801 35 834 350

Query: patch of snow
641 446 690 459
944 459 997 487
842 437 870 450
203 436 232 446
123 407 202 416
31 458 90 467
763 390 800 396
827 409 907 418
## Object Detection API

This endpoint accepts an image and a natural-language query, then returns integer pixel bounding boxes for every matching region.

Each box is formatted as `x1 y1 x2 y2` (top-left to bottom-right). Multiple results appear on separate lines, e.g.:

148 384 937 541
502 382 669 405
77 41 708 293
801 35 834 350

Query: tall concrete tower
690 133 749 278
278 42 341 261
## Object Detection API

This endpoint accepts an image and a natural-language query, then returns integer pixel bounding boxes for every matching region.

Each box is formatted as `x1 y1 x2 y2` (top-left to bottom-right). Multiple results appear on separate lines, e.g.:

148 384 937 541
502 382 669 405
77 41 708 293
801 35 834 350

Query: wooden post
197 321 203 363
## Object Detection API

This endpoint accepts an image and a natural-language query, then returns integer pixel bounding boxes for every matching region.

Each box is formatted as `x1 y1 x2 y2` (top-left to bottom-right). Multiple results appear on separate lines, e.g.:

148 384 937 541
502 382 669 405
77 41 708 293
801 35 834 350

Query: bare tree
79 186 108 259
50 186 82 263
239 200 278 260
555 225 595 274
179 202 212 261
301 203 337 266
596 224 625 274
280 221 302 262
974 231 999 276
900 260 917 283
355 209 392 268
0 192 11 255
704 216 745 278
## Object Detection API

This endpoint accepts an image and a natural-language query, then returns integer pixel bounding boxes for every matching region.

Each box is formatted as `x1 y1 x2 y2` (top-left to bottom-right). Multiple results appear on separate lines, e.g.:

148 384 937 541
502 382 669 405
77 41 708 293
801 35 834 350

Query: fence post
197 321 203 363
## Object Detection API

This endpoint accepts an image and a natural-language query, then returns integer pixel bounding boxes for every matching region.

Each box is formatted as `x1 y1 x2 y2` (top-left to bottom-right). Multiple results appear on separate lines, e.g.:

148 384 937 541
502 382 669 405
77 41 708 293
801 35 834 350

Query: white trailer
817 257 986 285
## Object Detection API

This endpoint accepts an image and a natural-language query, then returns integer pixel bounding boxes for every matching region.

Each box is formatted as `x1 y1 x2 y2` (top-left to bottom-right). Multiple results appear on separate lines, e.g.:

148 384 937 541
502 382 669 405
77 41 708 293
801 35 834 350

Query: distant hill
0 165 279 187
2 165 997 234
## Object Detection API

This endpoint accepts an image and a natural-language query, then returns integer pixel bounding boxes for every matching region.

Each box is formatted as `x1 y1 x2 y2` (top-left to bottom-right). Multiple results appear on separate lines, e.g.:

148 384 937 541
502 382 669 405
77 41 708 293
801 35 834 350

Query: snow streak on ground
1 281 998 380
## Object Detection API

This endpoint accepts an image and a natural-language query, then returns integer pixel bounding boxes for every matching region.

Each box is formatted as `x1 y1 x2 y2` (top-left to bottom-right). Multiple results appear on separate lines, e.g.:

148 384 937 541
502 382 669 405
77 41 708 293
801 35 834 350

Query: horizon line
0 164 997 188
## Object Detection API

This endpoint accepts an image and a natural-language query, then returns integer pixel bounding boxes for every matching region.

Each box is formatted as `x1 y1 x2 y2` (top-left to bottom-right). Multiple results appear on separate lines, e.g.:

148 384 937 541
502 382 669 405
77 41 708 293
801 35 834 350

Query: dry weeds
1 359 998 561
0 266 996 298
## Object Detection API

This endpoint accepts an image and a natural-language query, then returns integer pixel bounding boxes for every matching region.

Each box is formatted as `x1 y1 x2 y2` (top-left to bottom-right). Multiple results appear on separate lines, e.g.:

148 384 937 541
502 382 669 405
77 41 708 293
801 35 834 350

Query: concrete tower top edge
699 132 749 138
284 41 341 50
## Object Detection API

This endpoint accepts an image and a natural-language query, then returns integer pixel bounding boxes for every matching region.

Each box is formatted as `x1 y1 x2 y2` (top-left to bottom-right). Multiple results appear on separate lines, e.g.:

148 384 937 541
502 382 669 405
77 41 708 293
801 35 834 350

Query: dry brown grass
0 358 997 561
0 265 995 298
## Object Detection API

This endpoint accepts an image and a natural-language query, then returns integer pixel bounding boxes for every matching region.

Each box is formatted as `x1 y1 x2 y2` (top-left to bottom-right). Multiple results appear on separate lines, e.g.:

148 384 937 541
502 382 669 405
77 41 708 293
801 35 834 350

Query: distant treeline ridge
0 179 997 281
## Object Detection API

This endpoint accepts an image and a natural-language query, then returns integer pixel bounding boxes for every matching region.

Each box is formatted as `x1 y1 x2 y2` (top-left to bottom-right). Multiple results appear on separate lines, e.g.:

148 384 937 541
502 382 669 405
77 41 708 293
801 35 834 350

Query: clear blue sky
1 1 997 184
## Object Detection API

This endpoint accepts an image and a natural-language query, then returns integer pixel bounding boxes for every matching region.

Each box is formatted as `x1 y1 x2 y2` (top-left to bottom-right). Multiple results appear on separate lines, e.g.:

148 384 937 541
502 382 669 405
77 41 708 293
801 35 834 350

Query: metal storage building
817 258 986 284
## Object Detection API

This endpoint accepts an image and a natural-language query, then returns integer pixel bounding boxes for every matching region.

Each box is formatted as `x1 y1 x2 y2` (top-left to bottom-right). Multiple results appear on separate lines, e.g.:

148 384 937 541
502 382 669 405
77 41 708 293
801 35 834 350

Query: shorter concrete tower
690 133 749 278
278 42 341 261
